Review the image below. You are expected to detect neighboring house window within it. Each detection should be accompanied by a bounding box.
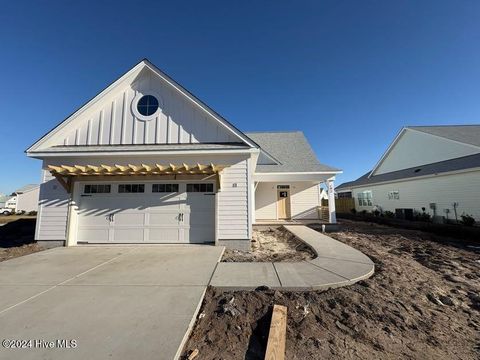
[388,190,400,200]
[357,191,373,206]
[84,184,111,194]
[187,183,214,193]
[152,184,179,193]
[118,184,145,193]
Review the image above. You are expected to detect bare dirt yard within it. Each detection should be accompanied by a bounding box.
[0,243,42,262]
[183,220,480,359]
[0,217,43,262]
[222,227,315,262]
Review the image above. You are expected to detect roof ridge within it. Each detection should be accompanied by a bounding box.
[244,130,302,134]
[407,124,480,128]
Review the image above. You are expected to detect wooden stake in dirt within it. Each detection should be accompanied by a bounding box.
[187,348,199,360]
[265,304,287,360]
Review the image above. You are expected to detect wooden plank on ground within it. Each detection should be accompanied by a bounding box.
[265,304,287,360]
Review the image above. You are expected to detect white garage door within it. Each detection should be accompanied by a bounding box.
[75,182,215,244]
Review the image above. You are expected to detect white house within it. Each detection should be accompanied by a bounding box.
[337,125,480,221]
[14,184,40,212]
[5,196,17,210]
[26,59,340,249]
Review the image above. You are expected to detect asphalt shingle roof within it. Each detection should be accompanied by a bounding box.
[337,153,480,190]
[409,125,480,148]
[245,131,340,173]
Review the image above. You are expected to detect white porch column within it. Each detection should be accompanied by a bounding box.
[251,181,256,225]
[327,178,337,223]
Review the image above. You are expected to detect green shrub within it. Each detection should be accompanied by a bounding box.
[384,210,395,218]
[350,208,357,215]
[460,214,476,226]
[414,210,431,222]
[27,211,37,216]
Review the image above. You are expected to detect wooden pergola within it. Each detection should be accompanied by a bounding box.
[47,163,226,193]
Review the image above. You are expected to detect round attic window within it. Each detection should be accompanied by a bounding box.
[137,95,159,116]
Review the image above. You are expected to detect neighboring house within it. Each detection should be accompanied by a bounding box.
[26,59,341,249]
[5,196,17,210]
[319,187,329,201]
[14,184,40,212]
[337,125,480,221]
[0,193,8,208]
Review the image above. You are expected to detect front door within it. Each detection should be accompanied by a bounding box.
[277,185,291,219]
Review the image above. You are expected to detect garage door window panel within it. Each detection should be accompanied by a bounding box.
[152,184,179,193]
[84,184,111,194]
[187,183,214,193]
[118,184,145,193]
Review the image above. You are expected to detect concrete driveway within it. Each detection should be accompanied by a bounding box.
[0,246,224,360]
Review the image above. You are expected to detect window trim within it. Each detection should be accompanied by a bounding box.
[131,92,163,121]
[357,190,373,207]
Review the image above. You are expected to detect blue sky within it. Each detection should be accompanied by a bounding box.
[0,1,479,194]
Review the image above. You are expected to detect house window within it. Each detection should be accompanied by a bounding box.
[118,184,145,193]
[152,184,179,193]
[357,191,373,206]
[84,184,111,194]
[187,183,214,193]
[388,190,400,200]
[137,95,159,116]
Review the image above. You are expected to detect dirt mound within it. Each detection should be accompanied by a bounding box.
[183,220,480,359]
[222,227,315,262]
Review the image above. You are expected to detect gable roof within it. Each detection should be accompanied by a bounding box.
[245,131,340,173]
[337,152,480,190]
[409,125,480,148]
[27,59,259,153]
[15,184,39,194]
[368,124,480,177]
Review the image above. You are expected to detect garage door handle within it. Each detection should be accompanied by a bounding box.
[179,213,183,221]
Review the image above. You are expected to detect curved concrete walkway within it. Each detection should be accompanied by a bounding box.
[210,225,374,290]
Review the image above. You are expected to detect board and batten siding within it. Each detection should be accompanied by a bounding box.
[255,182,321,220]
[352,170,480,220]
[48,70,239,148]
[35,170,70,241]
[374,129,479,175]
[217,159,249,243]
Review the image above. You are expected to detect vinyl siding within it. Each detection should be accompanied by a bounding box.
[16,187,40,212]
[36,170,69,241]
[290,183,321,219]
[352,170,480,220]
[374,129,479,175]
[255,182,320,220]
[217,159,249,240]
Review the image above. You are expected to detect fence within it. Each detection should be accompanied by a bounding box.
[321,198,355,214]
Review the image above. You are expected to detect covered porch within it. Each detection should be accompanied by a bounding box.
[251,172,337,225]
